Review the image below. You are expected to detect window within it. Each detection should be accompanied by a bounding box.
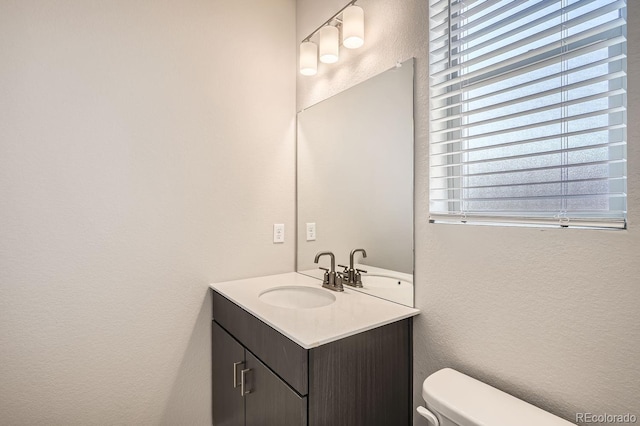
[428,0,627,228]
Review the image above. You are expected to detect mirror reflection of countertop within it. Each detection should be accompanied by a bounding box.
[299,264,414,307]
[210,272,419,349]
[356,264,414,307]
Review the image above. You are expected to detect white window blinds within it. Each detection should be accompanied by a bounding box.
[428,0,627,228]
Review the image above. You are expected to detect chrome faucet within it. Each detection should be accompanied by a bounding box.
[339,248,368,288]
[314,251,344,292]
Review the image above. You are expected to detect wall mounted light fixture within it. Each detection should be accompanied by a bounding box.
[319,26,339,64]
[342,5,365,49]
[299,0,365,76]
[300,41,318,76]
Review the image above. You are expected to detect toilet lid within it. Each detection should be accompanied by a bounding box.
[422,368,576,426]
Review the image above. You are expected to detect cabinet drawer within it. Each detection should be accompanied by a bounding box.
[213,290,308,395]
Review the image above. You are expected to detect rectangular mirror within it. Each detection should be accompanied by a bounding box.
[297,58,414,307]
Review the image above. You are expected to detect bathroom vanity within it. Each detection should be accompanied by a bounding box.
[212,59,418,426]
[211,273,419,426]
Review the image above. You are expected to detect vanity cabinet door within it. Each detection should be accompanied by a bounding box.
[213,322,245,426]
[244,351,307,426]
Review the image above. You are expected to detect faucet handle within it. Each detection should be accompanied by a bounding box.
[353,268,366,288]
[318,267,330,286]
[334,271,345,290]
[338,264,350,272]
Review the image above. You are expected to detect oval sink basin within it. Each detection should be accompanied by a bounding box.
[363,275,412,289]
[259,286,336,309]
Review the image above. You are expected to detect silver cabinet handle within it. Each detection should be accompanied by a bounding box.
[240,368,252,396]
[233,361,244,388]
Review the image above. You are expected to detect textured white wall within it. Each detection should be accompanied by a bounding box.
[297,1,640,425]
[0,0,295,424]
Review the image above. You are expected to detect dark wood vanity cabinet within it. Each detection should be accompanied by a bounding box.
[213,322,307,426]
[212,290,412,426]
[212,322,245,425]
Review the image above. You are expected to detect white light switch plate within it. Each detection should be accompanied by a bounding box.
[306,222,316,241]
[273,224,285,243]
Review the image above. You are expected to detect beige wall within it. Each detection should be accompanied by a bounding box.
[297,1,640,425]
[2,0,638,424]
[0,0,295,424]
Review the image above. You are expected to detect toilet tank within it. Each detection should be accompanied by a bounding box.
[420,368,576,426]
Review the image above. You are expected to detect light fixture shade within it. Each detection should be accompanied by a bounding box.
[299,41,318,76]
[342,5,364,49]
[319,25,339,64]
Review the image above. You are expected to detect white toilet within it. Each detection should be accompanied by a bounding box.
[417,368,576,426]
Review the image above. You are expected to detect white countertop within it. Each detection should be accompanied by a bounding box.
[210,272,419,349]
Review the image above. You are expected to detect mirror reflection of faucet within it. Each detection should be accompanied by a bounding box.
[338,248,368,288]
[314,251,344,292]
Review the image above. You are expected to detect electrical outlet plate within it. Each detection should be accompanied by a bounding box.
[273,224,285,243]
[306,222,316,241]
